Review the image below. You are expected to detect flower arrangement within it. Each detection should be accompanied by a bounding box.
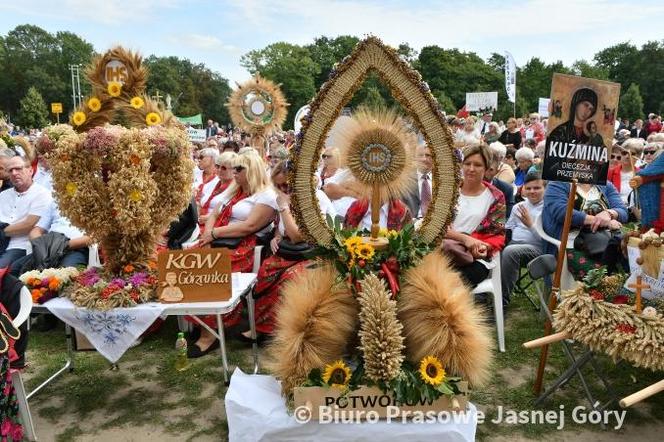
[303,355,463,405]
[64,264,159,310]
[19,267,80,304]
[315,216,430,296]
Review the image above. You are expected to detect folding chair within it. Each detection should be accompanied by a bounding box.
[471,252,505,353]
[527,255,617,422]
[512,264,539,310]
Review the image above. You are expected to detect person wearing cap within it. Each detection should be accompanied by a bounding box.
[607,138,641,207]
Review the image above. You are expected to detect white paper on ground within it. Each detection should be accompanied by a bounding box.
[225,368,477,442]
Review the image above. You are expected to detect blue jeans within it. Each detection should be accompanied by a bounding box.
[0,249,26,269]
[8,247,89,276]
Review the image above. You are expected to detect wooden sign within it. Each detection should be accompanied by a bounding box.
[157,248,231,303]
[294,383,469,420]
[51,102,63,114]
[542,74,621,185]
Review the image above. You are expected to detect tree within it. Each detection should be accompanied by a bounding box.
[619,83,644,121]
[17,86,49,128]
[241,42,320,129]
[571,60,608,80]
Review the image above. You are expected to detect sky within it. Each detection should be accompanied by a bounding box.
[2,0,664,87]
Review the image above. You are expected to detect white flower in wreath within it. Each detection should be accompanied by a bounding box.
[642,306,658,318]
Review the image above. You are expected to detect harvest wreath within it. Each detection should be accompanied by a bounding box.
[36,47,193,309]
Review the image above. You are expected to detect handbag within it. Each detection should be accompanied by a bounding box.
[276,239,315,261]
[573,227,611,257]
[442,239,474,267]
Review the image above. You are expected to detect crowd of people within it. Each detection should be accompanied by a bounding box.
[2,106,664,360]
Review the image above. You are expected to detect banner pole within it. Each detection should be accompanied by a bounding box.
[533,179,577,396]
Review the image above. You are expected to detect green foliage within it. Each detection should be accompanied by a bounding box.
[144,55,232,124]
[0,25,94,119]
[620,83,645,121]
[17,86,49,128]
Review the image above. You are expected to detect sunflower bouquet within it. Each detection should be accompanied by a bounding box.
[313,215,430,296]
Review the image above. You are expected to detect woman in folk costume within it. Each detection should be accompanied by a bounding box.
[189,151,278,357]
[197,151,237,231]
[246,161,337,342]
[193,147,220,221]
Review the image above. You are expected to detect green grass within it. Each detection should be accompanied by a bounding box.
[22,281,664,441]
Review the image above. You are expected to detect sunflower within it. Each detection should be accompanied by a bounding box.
[355,243,375,261]
[378,228,389,237]
[129,189,143,202]
[72,111,86,126]
[146,112,162,126]
[87,97,102,112]
[419,355,446,386]
[322,360,352,388]
[344,236,362,254]
[107,82,122,97]
[65,182,78,196]
[130,96,144,109]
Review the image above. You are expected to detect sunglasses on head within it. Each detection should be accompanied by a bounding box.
[232,166,246,173]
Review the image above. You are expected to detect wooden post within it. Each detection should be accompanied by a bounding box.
[628,275,649,314]
[533,179,577,396]
[370,182,380,239]
[619,379,664,408]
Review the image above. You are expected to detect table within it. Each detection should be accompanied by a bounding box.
[28,272,258,400]
[225,369,478,442]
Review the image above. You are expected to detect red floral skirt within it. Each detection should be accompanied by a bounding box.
[253,255,310,335]
[190,235,257,329]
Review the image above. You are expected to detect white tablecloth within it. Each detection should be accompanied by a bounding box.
[41,273,257,363]
[225,368,478,442]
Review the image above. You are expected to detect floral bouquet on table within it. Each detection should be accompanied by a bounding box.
[64,263,159,310]
[19,267,80,304]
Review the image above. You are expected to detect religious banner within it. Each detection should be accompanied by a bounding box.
[542,74,620,185]
[504,52,516,103]
[538,98,550,118]
[157,248,232,303]
[465,92,498,113]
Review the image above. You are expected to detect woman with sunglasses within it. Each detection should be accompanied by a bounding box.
[640,142,661,168]
[607,138,642,206]
[245,160,337,343]
[190,151,278,358]
[197,151,237,231]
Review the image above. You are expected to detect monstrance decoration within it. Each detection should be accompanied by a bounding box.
[269,37,493,413]
[226,75,288,155]
[335,108,417,248]
[36,47,194,309]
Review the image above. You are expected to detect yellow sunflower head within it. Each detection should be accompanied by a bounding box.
[72,111,87,126]
[65,182,78,196]
[344,236,362,254]
[129,189,143,202]
[87,97,102,112]
[419,355,446,386]
[355,243,375,261]
[146,112,162,126]
[130,96,144,109]
[107,82,122,97]
[322,360,352,389]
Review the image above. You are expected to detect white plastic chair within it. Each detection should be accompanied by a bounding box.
[11,287,37,441]
[533,215,576,291]
[471,252,505,353]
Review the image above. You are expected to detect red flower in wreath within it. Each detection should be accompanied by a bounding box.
[615,323,636,334]
[612,295,629,305]
[589,289,604,301]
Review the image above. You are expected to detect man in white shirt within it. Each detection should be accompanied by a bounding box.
[475,112,493,136]
[500,172,545,307]
[0,155,52,268]
[403,144,433,219]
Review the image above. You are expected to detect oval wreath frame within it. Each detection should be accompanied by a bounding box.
[289,36,460,247]
[226,74,289,135]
